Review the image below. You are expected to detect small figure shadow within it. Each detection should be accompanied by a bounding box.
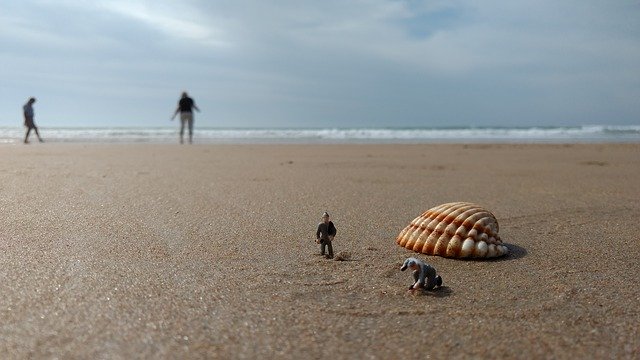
[416,286,453,298]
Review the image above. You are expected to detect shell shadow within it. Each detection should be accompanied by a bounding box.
[501,243,527,261]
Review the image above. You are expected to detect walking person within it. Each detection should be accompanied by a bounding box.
[23,97,43,144]
[171,91,200,144]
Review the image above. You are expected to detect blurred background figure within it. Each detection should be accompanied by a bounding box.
[171,91,200,144]
[23,97,43,144]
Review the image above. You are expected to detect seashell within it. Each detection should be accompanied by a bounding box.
[396,202,508,259]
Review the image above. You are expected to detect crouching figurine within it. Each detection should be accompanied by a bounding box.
[315,211,337,259]
[400,257,443,291]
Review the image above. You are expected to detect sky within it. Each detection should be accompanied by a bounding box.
[1,0,639,128]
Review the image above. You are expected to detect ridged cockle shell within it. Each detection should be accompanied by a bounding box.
[396,202,508,259]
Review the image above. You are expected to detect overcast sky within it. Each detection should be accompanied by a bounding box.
[1,0,639,128]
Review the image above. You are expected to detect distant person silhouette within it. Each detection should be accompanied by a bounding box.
[23,97,43,144]
[171,91,200,144]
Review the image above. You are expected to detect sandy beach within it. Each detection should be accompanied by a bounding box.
[0,143,638,359]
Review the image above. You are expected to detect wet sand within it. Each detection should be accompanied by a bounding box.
[0,143,638,359]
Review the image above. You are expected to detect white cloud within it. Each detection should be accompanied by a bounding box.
[94,1,231,48]
[0,0,638,127]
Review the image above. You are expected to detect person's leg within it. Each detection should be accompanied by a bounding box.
[424,274,443,290]
[179,118,186,144]
[24,128,32,143]
[34,127,43,142]
[188,116,194,144]
[327,241,333,258]
[424,276,436,290]
[320,241,326,256]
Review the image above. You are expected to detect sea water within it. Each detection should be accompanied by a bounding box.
[1,125,639,144]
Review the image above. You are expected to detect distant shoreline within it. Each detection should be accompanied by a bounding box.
[1,125,639,144]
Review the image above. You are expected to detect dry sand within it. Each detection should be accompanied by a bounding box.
[0,143,638,359]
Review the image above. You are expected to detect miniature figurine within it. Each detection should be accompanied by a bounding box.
[315,211,337,259]
[400,257,443,291]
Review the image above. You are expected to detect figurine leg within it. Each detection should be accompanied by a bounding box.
[425,275,443,290]
[326,241,333,258]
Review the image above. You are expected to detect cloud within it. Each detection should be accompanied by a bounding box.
[97,1,231,47]
[0,0,638,127]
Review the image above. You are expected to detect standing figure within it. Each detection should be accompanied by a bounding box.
[315,212,337,259]
[23,97,43,144]
[171,91,200,144]
[400,257,443,291]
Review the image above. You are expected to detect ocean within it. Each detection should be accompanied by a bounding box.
[1,125,639,144]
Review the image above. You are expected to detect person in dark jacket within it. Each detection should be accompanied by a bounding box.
[171,91,200,144]
[315,211,337,259]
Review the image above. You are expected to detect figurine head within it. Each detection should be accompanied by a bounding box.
[400,257,419,271]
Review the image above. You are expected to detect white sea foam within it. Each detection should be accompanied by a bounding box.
[0,125,638,144]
